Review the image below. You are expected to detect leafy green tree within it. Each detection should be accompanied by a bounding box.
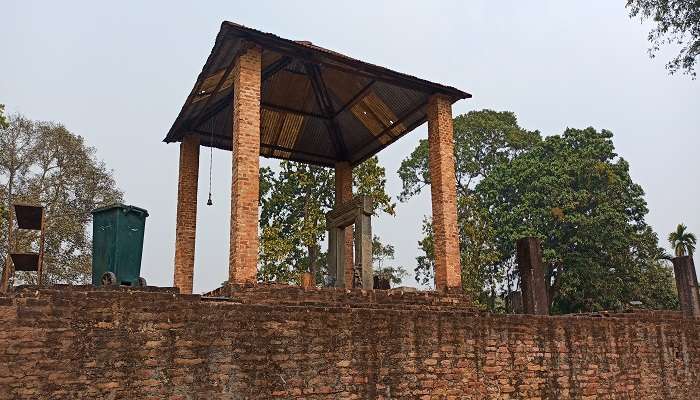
[398,110,540,300]
[477,127,678,313]
[372,235,407,286]
[668,223,697,256]
[258,156,395,284]
[1,114,122,284]
[398,110,540,201]
[626,0,700,77]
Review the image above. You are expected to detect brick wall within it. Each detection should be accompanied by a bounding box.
[426,95,462,292]
[1,286,698,399]
[173,135,200,294]
[229,45,262,283]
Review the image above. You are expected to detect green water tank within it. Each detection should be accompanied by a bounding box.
[91,204,149,287]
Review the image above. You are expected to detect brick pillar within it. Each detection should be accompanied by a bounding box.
[516,237,549,315]
[335,161,354,288]
[672,256,700,318]
[229,46,262,284]
[426,95,462,292]
[173,135,199,294]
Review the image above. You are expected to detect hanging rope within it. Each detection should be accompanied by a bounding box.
[207,118,214,206]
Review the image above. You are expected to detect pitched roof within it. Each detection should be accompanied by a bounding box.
[164,21,471,167]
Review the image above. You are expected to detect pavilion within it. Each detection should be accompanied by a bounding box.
[164,22,471,294]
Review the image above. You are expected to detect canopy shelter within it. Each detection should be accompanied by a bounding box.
[165,22,470,167]
[166,22,470,294]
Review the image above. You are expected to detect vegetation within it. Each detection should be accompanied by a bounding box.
[398,110,540,303]
[1,113,122,284]
[258,157,394,284]
[400,110,678,313]
[372,235,407,286]
[477,127,677,313]
[626,0,700,78]
[668,223,697,257]
[0,104,7,129]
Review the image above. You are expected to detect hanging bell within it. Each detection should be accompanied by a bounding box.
[206,193,213,206]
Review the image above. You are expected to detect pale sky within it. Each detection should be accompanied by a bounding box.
[2,1,698,293]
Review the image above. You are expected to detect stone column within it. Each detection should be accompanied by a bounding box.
[354,210,373,289]
[672,256,700,318]
[516,237,549,315]
[229,45,262,284]
[335,161,354,288]
[426,95,462,292]
[173,135,200,294]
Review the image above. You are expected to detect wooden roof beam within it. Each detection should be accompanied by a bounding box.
[262,102,329,119]
[333,79,375,118]
[305,63,348,160]
[190,47,246,131]
[262,56,292,82]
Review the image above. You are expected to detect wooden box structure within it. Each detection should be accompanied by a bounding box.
[0,204,46,291]
[164,21,471,293]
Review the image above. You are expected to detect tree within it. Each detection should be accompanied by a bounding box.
[0,104,7,129]
[398,110,540,301]
[1,114,122,284]
[0,106,7,223]
[258,156,395,284]
[398,110,540,201]
[372,235,407,287]
[477,127,678,313]
[626,0,700,78]
[668,223,697,256]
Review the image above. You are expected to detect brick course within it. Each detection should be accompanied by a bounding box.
[229,45,262,284]
[0,285,698,399]
[173,135,199,294]
[427,95,462,292]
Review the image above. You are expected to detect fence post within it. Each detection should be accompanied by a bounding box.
[516,237,549,315]
[671,256,700,318]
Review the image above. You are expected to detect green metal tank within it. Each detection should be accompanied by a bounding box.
[91,204,148,287]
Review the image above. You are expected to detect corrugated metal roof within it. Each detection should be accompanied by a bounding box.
[164,21,471,167]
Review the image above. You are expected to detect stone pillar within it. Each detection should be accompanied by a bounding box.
[515,237,549,315]
[335,161,353,288]
[354,210,373,289]
[426,95,462,292]
[173,135,200,294]
[672,256,700,318]
[229,45,262,284]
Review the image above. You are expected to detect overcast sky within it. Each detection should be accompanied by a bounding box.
[2,1,698,292]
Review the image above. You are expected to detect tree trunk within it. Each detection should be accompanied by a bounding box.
[1,172,15,291]
[308,243,319,284]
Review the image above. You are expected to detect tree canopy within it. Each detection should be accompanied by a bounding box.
[400,110,678,313]
[258,156,395,284]
[668,223,697,256]
[1,114,122,284]
[626,0,700,77]
[477,127,677,313]
[398,110,540,303]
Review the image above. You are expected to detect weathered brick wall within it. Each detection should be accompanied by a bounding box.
[1,286,698,399]
[426,95,462,291]
[229,45,262,284]
[173,135,200,294]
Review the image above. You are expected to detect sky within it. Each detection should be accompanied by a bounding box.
[2,1,698,293]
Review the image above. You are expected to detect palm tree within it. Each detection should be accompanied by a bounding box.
[668,224,697,257]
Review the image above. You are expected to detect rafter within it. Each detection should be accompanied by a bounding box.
[262,56,292,82]
[333,79,375,118]
[305,63,348,160]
